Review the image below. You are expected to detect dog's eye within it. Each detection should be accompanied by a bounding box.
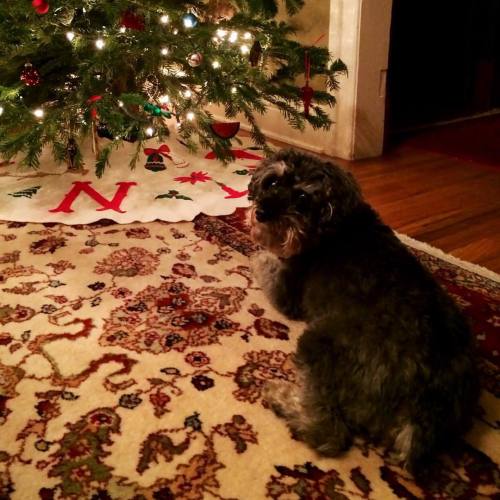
[294,190,310,211]
[263,175,279,189]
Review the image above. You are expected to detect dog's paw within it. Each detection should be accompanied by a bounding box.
[290,426,349,458]
[262,380,301,419]
[250,251,282,290]
[251,251,280,275]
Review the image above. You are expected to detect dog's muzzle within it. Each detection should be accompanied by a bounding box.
[254,197,282,223]
[255,207,272,223]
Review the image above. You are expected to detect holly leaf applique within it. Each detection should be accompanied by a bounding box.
[8,186,42,198]
[155,189,192,201]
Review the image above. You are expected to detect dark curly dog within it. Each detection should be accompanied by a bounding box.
[248,149,479,474]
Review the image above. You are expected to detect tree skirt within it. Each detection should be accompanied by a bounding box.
[0,139,260,224]
[0,211,498,499]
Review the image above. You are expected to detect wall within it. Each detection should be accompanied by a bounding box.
[212,0,394,160]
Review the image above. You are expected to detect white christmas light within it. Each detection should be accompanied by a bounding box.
[0,106,3,116]
[119,26,126,33]
[216,29,227,39]
[240,44,250,54]
[118,100,124,107]
[159,95,170,104]
[183,17,194,28]
[161,47,169,56]
[229,31,238,43]
[66,31,75,42]
[145,127,154,137]
[173,28,179,35]
[212,60,220,69]
[231,86,237,94]
[95,38,105,50]
[160,14,169,24]
[33,108,44,118]
[184,89,192,98]
[186,112,195,121]
[243,32,252,40]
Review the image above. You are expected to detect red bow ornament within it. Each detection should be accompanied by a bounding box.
[301,51,314,117]
[144,144,172,161]
[86,95,102,120]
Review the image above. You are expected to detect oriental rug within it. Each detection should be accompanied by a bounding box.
[0,210,498,499]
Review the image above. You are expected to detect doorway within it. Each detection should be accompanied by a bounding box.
[386,0,500,134]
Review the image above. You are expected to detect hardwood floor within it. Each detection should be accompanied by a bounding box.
[335,145,500,273]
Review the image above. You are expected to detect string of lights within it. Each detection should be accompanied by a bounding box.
[0,1,344,173]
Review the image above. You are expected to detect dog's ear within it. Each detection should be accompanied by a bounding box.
[249,151,289,200]
[248,163,268,200]
[318,162,363,223]
[248,175,257,201]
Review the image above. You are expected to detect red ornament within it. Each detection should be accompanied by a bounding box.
[20,63,41,86]
[187,52,203,67]
[86,95,102,120]
[32,0,49,14]
[300,85,314,117]
[249,40,262,67]
[301,51,314,117]
[120,9,145,31]
[210,121,240,139]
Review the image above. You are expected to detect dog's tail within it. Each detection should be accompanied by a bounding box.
[395,418,455,475]
[396,355,479,475]
[394,421,434,474]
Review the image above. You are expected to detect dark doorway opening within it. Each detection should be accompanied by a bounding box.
[386,0,500,135]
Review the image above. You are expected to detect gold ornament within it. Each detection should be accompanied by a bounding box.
[205,0,236,22]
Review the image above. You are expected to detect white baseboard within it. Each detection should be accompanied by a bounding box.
[209,104,342,158]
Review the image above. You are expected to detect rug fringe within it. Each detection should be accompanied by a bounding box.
[397,232,500,284]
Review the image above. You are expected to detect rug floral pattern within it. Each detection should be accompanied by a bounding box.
[0,210,499,499]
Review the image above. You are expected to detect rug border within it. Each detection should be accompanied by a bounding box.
[397,232,500,284]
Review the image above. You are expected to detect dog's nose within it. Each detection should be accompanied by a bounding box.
[255,208,269,222]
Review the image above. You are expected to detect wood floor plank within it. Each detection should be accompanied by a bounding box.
[347,147,500,273]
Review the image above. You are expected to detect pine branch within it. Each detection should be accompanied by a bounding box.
[0,0,345,171]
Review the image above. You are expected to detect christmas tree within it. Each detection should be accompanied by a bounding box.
[0,1,346,175]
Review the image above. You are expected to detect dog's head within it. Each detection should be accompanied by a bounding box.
[248,149,362,257]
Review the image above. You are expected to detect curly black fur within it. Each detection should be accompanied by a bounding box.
[250,149,479,474]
